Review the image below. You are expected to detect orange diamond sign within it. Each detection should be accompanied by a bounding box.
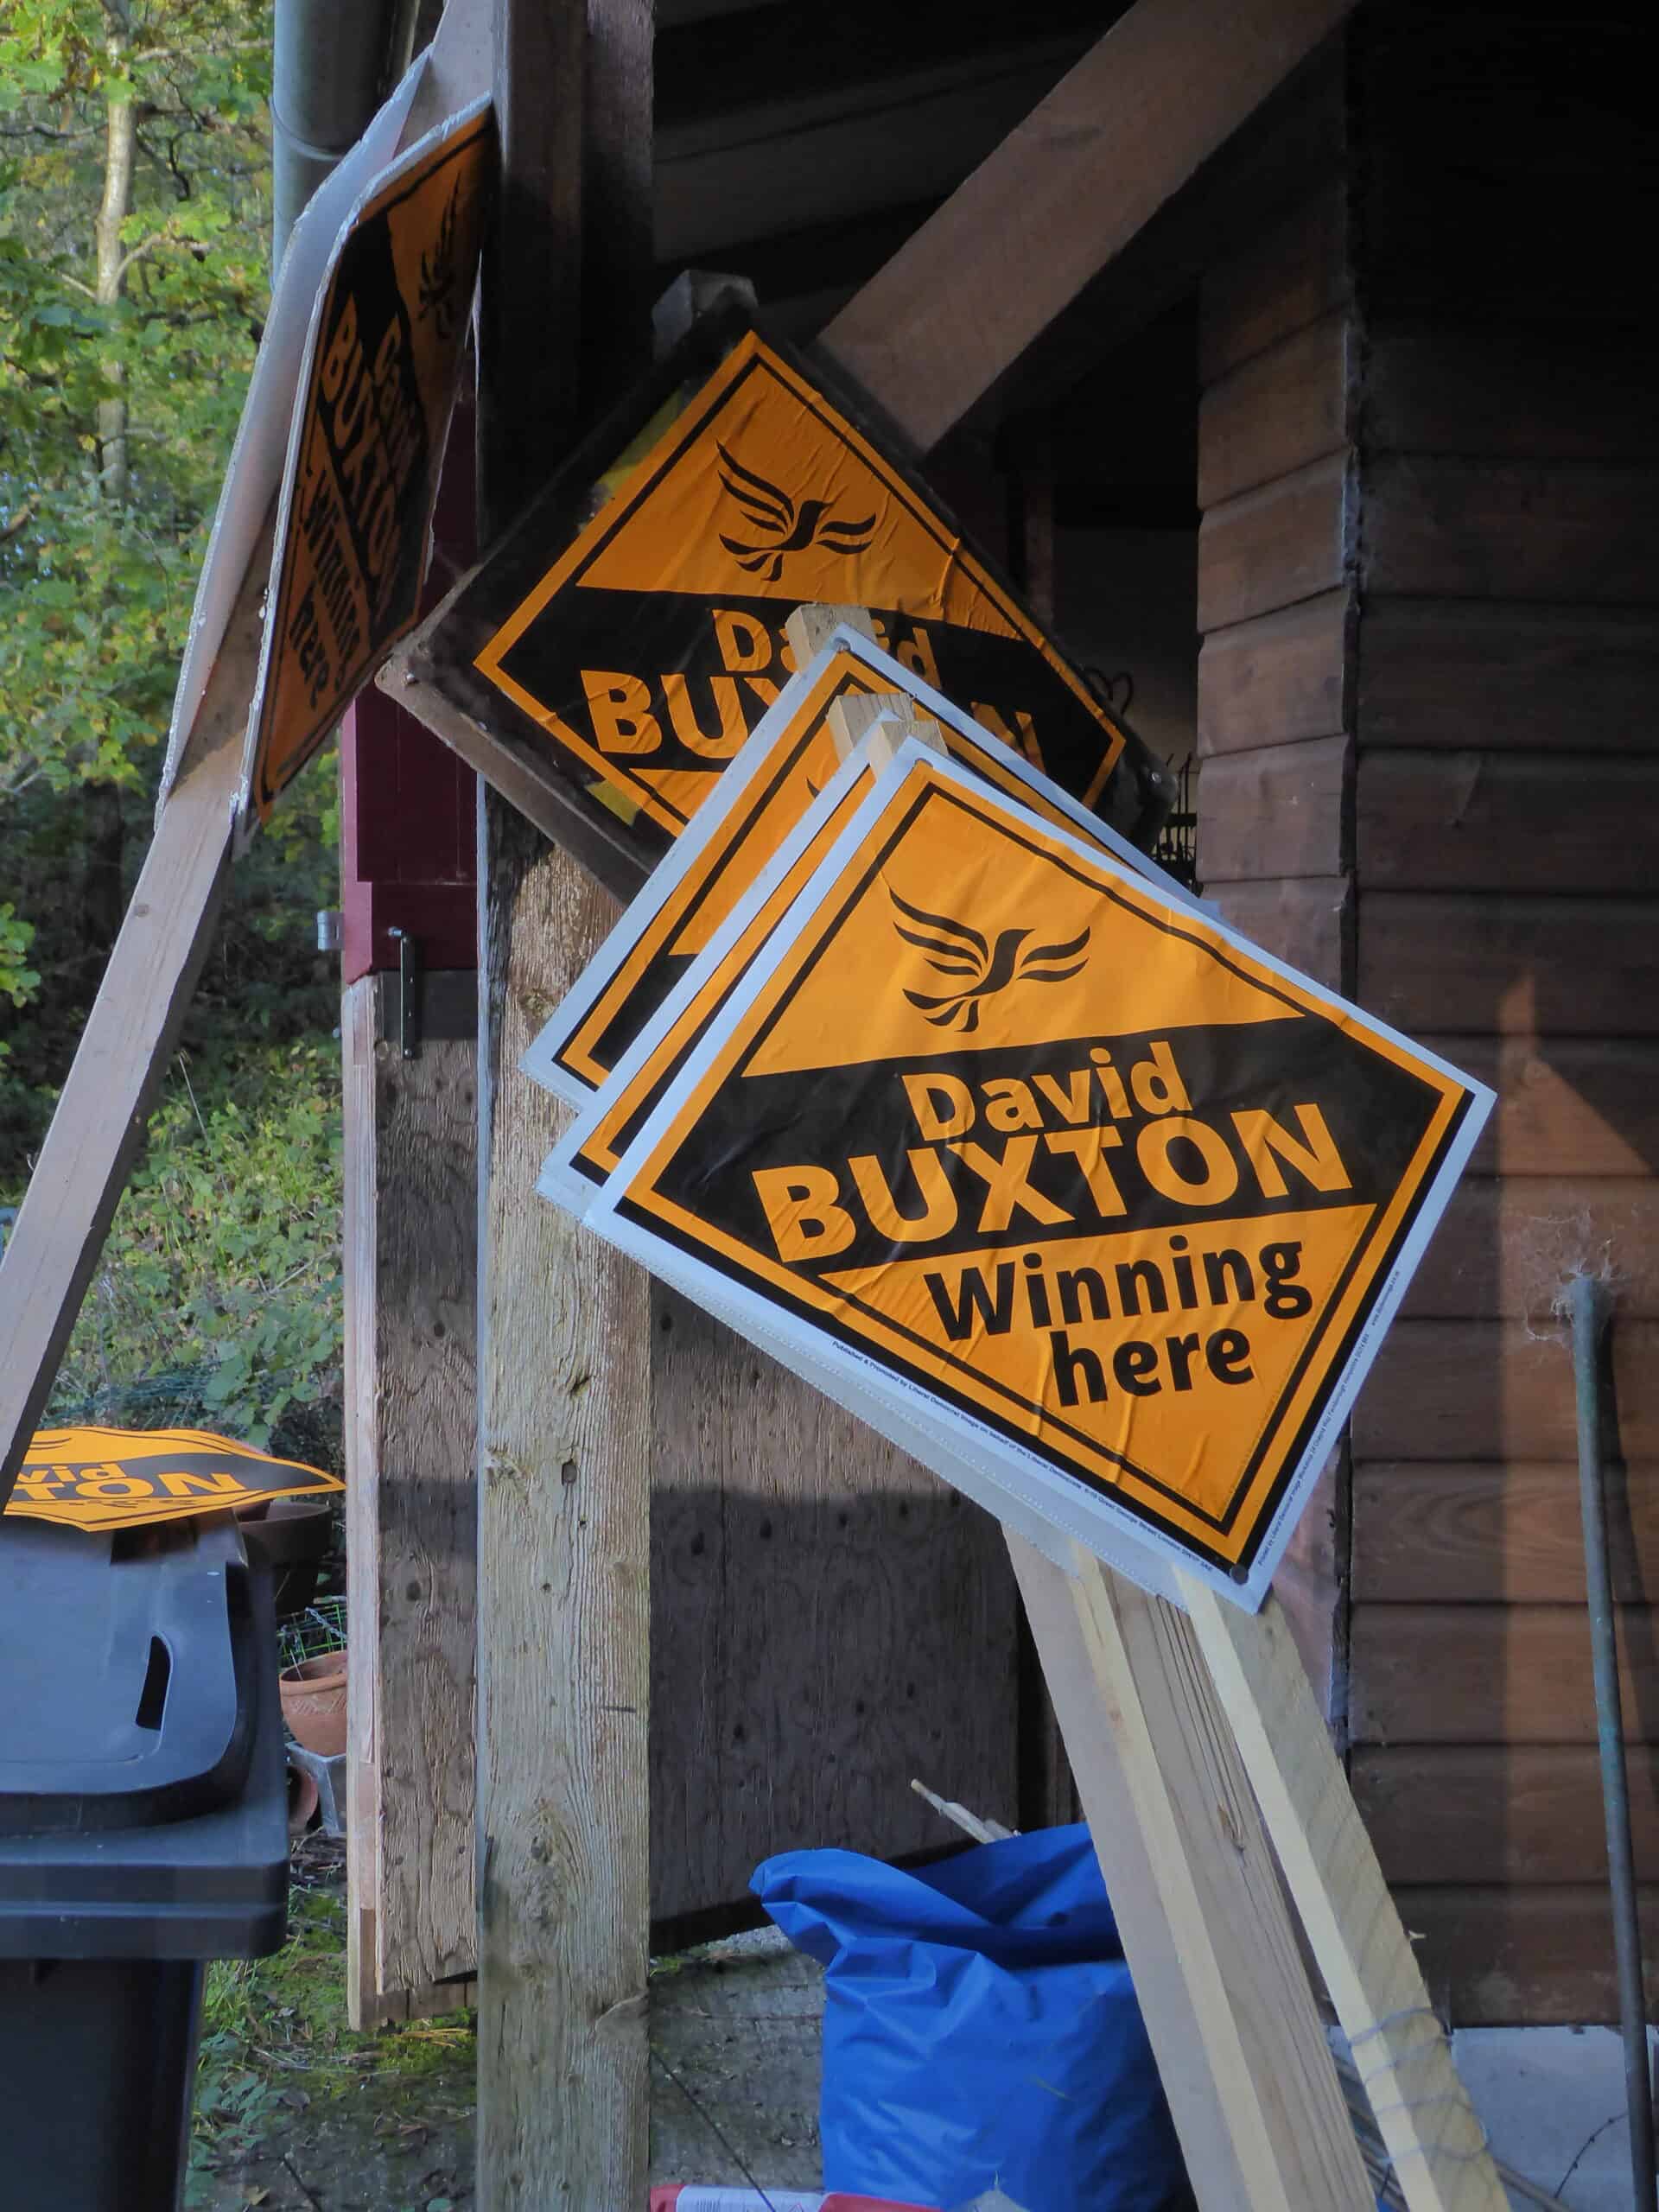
[410,312,1170,881]
[581,747,1490,1606]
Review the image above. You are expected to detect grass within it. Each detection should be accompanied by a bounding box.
[187,1883,475,2208]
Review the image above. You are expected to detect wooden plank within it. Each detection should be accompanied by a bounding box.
[1389,1886,1659,2028]
[476,811,652,2205]
[1198,177,1348,385]
[1362,454,1659,607]
[1354,1319,1659,1465]
[1185,1576,1505,2212]
[1364,319,1659,465]
[0,535,268,1502]
[1011,1536,1374,2209]
[1447,1039,1659,1180]
[652,1294,1020,1922]
[1358,894,1659,1039]
[342,974,478,1997]
[817,0,1358,449]
[1401,1178,1659,1322]
[1197,589,1350,757]
[1196,452,1348,632]
[1197,309,1348,508]
[1196,731,1350,882]
[474,0,652,2202]
[1354,1745,1659,1887]
[1357,753,1659,895]
[995,40,1345,424]
[1202,874,1350,991]
[1350,1603,1659,1745]
[1356,599,1659,755]
[1352,1461,1659,1605]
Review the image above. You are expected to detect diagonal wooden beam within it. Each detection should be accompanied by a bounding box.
[1011,1535,1375,2209]
[818,0,1357,450]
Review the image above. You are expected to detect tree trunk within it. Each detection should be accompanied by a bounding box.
[93,15,135,504]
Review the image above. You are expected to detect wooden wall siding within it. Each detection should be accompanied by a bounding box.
[1352,1465,1659,1607]
[1337,0,1659,2021]
[1195,453,1349,634]
[1193,96,1354,1717]
[1354,1747,1659,1888]
[1354,1321,1659,1465]
[1448,1039,1659,1180]
[1388,1890,1659,2030]
[1355,601,1659,755]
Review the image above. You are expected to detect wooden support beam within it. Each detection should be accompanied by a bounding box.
[343,971,478,2023]
[474,0,653,2202]
[1181,1573,1506,2212]
[0,537,268,1503]
[817,0,1357,449]
[1009,1535,1372,2210]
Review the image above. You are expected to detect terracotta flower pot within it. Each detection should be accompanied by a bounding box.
[279,1649,348,1758]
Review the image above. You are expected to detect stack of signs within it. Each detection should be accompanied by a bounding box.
[525,635,1491,1611]
[394,308,1173,895]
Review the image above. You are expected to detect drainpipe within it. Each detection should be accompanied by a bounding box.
[271,0,414,276]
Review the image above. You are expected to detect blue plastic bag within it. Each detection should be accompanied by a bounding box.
[753,1825,1193,2212]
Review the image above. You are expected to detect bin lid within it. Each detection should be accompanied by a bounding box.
[0,1515,254,1834]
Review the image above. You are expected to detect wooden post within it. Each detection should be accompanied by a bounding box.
[474,0,653,2201]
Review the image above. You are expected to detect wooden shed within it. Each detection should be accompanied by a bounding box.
[334,0,1659,2186]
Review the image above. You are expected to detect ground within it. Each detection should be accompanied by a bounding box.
[188,1838,823,2210]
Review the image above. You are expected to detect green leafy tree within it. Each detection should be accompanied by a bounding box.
[1,1,346,1451]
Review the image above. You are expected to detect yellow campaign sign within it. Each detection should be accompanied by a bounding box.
[536,637,1126,1103]
[587,750,1491,1602]
[243,103,493,824]
[3,1425,343,1533]
[433,312,1170,868]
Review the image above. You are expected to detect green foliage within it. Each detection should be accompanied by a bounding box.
[0,0,271,810]
[36,1039,343,1449]
[1,3,346,1458]
[188,1886,474,2204]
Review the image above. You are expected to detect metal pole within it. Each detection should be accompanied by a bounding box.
[1569,1272,1656,2208]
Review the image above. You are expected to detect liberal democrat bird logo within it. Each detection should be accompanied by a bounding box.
[889,887,1090,1034]
[716,444,876,582]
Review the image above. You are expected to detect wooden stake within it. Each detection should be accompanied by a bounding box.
[826,691,945,766]
[782,602,878,664]
[0,537,269,1503]
[1011,1535,1374,2209]
[1180,1572,1506,2212]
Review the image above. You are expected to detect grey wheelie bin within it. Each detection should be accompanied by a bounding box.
[0,1510,289,2210]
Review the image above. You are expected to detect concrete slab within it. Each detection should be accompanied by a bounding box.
[1452,2026,1657,2212]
